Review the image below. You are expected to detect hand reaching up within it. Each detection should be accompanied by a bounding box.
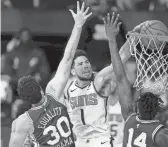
[103,12,122,41]
[69,1,92,28]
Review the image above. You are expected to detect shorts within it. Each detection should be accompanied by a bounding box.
[75,135,113,147]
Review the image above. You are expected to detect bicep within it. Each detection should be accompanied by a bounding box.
[9,125,28,147]
[9,131,28,147]
[155,128,168,147]
[46,61,71,99]
[46,80,66,104]
[96,64,113,78]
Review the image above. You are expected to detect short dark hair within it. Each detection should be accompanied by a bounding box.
[17,75,42,104]
[72,49,89,67]
[137,92,163,120]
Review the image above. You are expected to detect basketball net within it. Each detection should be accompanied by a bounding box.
[126,32,168,93]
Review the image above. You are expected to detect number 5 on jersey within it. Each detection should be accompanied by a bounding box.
[127,128,147,147]
[43,116,71,145]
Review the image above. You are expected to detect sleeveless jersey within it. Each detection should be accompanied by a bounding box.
[109,101,124,145]
[26,95,75,147]
[65,80,109,139]
[123,113,164,147]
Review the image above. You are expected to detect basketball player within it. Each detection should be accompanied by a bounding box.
[9,2,92,147]
[104,13,168,147]
[47,14,132,147]
[108,98,124,147]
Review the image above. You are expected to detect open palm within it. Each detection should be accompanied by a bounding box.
[69,1,92,28]
[103,12,122,40]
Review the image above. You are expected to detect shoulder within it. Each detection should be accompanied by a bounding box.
[46,93,58,102]
[13,113,34,133]
[125,113,136,123]
[46,79,54,93]
[66,80,75,91]
[155,127,168,145]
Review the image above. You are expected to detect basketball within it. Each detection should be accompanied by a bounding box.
[140,20,168,50]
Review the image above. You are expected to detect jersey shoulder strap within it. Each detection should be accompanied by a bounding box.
[45,93,58,102]
[64,80,74,100]
[152,123,164,142]
[125,113,136,123]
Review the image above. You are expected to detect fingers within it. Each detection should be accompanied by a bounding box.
[81,2,85,12]
[114,14,120,26]
[84,12,92,19]
[102,17,107,25]
[77,1,80,13]
[76,1,91,17]
[111,12,115,24]
[103,12,120,26]
[107,13,110,25]
[69,9,76,17]
[84,7,90,15]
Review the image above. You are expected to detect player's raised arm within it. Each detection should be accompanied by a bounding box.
[155,128,168,147]
[94,26,131,97]
[94,19,146,97]
[103,12,133,120]
[46,1,92,99]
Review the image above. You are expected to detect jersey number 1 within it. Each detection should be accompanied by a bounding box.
[43,116,71,145]
[127,128,147,147]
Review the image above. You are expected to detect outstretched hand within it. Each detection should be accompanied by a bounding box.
[103,12,122,41]
[69,1,92,28]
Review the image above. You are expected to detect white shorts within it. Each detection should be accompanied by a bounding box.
[75,135,113,147]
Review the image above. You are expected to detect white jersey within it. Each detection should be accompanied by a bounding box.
[65,80,109,139]
[108,101,124,145]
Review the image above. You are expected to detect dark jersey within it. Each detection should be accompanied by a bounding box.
[123,113,164,147]
[26,94,75,147]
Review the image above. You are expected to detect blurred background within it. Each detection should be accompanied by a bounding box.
[1,0,168,146]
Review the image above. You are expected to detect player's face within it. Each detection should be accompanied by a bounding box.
[73,56,92,81]
[20,31,31,43]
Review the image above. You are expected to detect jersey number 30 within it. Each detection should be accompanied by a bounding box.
[43,116,71,145]
[127,128,147,147]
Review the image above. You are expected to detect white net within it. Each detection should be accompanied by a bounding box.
[126,32,168,92]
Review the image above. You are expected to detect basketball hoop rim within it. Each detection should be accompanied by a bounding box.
[127,32,168,41]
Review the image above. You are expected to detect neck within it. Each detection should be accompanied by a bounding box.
[32,96,46,108]
[75,78,91,88]
[138,114,153,120]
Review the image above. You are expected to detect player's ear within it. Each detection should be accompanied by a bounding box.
[71,69,76,76]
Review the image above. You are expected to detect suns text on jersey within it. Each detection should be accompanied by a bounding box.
[70,93,98,109]
[38,107,62,129]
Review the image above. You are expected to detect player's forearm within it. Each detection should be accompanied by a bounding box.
[119,39,131,64]
[108,38,127,81]
[63,25,82,63]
